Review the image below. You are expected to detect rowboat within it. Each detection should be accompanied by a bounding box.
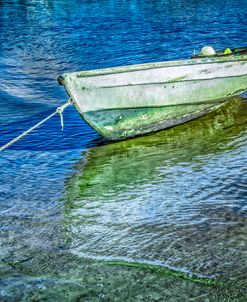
[58,46,247,140]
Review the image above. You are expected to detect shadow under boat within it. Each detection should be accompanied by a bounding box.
[64,96,247,204]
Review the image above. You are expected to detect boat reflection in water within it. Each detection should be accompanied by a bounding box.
[64,97,247,284]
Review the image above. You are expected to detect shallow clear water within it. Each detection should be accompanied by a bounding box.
[0,0,247,301]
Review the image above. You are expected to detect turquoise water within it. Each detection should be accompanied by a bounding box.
[0,0,247,300]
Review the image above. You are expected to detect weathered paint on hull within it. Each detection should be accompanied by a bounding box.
[73,73,247,140]
[82,102,223,140]
[75,74,247,111]
[59,54,247,140]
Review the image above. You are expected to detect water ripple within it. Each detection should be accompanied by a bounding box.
[1,0,247,299]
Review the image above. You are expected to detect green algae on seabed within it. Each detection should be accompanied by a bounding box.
[1,260,35,277]
[105,260,222,287]
[2,259,220,287]
[1,254,247,301]
[2,258,240,300]
[64,96,247,204]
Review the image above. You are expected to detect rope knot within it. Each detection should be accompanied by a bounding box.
[56,99,72,131]
[56,106,64,113]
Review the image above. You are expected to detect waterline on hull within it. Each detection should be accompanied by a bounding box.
[82,101,225,140]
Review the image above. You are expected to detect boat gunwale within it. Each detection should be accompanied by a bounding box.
[88,74,247,89]
[64,55,247,80]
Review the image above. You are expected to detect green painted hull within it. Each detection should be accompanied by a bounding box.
[82,102,224,140]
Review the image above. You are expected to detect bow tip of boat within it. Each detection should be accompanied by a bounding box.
[57,75,65,85]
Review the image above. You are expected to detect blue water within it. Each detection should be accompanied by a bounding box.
[0,0,247,300]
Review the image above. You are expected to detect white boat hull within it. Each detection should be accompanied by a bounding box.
[59,55,247,139]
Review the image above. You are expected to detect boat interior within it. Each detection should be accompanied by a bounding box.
[192,46,247,58]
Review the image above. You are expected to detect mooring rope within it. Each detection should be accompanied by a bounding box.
[0,98,72,152]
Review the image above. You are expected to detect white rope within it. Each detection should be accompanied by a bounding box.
[0,99,72,152]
